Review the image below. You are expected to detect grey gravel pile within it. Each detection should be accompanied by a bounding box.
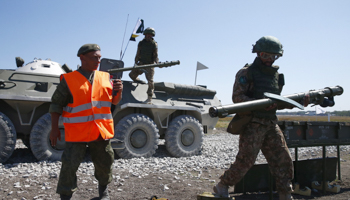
[1,131,349,182]
[111,132,350,178]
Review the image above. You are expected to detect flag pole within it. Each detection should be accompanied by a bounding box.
[194,65,198,85]
[195,61,209,85]
[121,18,140,61]
[121,40,130,61]
[120,14,129,60]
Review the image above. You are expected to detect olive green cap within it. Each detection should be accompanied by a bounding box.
[77,44,101,57]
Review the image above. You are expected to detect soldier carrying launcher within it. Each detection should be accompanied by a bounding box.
[211,36,310,200]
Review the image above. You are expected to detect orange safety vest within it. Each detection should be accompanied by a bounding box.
[61,70,114,142]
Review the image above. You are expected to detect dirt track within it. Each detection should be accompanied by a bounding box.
[1,131,350,200]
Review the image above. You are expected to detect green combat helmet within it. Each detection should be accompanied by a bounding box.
[143,27,156,36]
[252,36,283,56]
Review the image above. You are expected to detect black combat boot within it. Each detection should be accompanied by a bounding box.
[279,191,293,200]
[213,181,229,198]
[60,194,72,200]
[99,185,110,200]
[132,78,146,84]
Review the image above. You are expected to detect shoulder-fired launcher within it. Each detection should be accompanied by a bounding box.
[209,86,344,118]
[107,60,180,73]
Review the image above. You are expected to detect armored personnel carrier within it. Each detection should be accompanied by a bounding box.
[0,58,70,163]
[0,58,221,163]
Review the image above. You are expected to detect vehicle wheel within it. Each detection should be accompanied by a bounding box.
[0,112,17,163]
[30,113,65,161]
[114,114,159,158]
[165,115,203,157]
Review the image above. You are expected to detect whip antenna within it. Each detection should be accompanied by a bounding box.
[120,14,129,60]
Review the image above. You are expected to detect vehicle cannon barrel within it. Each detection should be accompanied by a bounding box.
[107,60,180,73]
[209,86,344,118]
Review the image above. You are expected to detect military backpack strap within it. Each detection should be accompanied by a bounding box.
[243,63,254,98]
[244,63,253,82]
[227,63,254,135]
[278,73,285,92]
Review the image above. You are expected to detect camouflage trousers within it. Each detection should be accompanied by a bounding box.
[56,139,114,196]
[220,121,293,193]
[129,67,154,97]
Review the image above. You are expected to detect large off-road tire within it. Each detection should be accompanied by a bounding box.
[165,115,203,157]
[0,112,17,163]
[30,113,65,161]
[114,114,159,159]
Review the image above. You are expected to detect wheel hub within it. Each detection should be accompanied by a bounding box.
[181,129,194,146]
[130,129,147,148]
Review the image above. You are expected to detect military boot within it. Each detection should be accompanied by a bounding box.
[213,181,229,198]
[279,192,293,200]
[99,185,110,200]
[133,78,146,84]
[144,96,152,104]
[60,194,72,200]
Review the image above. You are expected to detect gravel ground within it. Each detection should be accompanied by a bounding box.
[1,129,350,200]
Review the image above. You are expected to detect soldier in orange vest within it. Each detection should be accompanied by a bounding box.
[49,44,123,200]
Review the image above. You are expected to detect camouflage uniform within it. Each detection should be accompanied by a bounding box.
[220,57,293,193]
[129,38,158,97]
[49,68,114,196]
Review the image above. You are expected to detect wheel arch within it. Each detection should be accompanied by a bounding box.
[0,99,50,136]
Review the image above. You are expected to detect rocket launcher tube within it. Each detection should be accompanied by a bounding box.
[209,86,344,118]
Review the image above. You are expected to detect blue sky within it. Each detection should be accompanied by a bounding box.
[1,1,349,112]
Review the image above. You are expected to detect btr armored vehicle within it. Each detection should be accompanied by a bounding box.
[0,58,221,163]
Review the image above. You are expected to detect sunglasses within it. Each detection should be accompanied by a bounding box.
[259,52,280,60]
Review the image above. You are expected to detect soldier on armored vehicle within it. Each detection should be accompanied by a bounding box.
[129,27,159,104]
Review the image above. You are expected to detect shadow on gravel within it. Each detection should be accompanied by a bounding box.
[4,148,37,164]
[5,142,173,165]
[153,144,172,158]
[231,192,279,200]
[114,143,172,159]
[5,147,90,165]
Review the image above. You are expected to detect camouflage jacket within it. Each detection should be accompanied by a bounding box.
[232,57,283,124]
[134,38,159,64]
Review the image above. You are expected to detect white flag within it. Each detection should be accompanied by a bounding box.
[316,106,326,114]
[130,19,144,41]
[197,61,208,71]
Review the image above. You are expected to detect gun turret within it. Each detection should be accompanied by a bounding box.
[107,60,180,74]
[100,59,180,79]
[209,86,344,118]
